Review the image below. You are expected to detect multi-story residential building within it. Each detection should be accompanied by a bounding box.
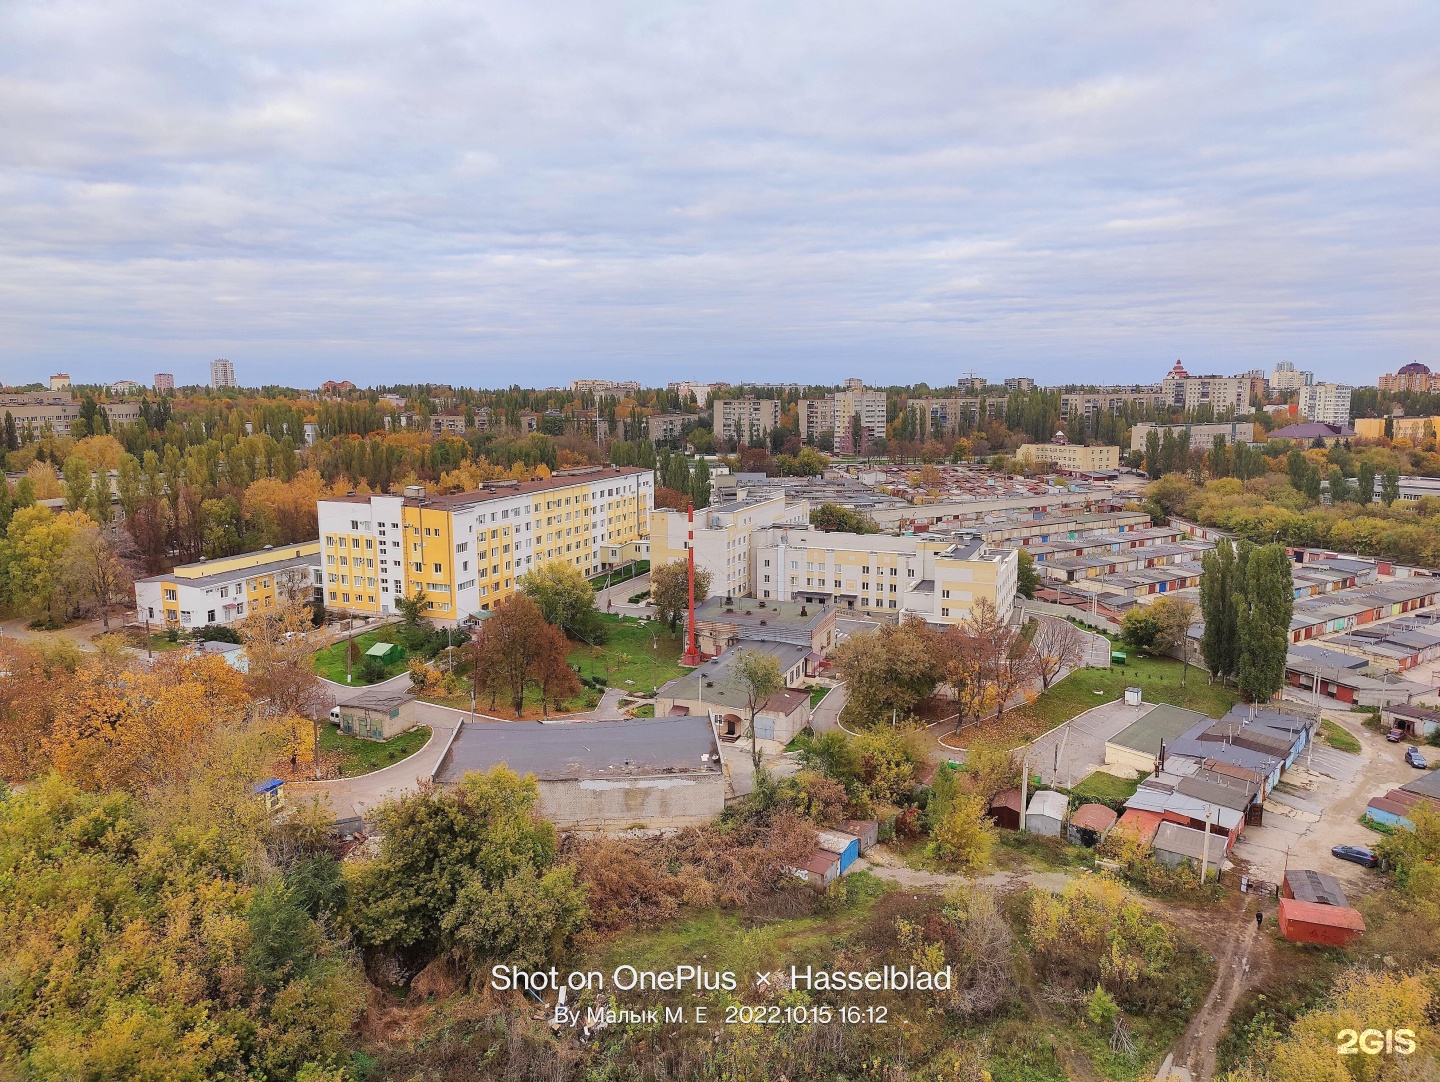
[154,373,175,392]
[210,359,238,388]
[668,381,721,406]
[49,374,71,390]
[797,384,888,452]
[316,466,652,624]
[134,542,322,630]
[1391,416,1440,444]
[1270,361,1315,391]
[1130,421,1256,453]
[646,412,690,444]
[1378,363,1436,394]
[1160,361,1249,414]
[1299,383,1353,427]
[0,391,142,435]
[750,525,1018,623]
[430,411,469,436]
[570,379,640,397]
[649,493,809,599]
[1016,437,1120,473]
[906,396,1007,438]
[1058,387,1171,423]
[714,397,782,445]
[956,376,987,394]
[1003,377,1036,393]
[110,380,142,395]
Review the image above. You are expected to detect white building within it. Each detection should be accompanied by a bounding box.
[714,397,782,445]
[649,493,809,599]
[1270,361,1315,391]
[798,383,888,452]
[749,525,1018,624]
[1161,362,1249,415]
[49,374,71,390]
[210,359,238,388]
[1299,383,1353,428]
[134,543,322,631]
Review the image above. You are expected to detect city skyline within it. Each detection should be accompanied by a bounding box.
[2,2,1437,387]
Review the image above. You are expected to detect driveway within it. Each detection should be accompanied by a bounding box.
[1230,711,1418,894]
[810,683,848,732]
[595,572,650,613]
[1025,697,1156,787]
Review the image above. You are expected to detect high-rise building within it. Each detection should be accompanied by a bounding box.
[316,466,652,624]
[1269,360,1315,391]
[154,373,175,392]
[797,382,887,452]
[956,375,987,394]
[714,397,782,445]
[1378,363,1436,394]
[1003,377,1036,393]
[650,493,809,598]
[1299,383,1353,427]
[210,359,237,388]
[1160,361,1249,415]
[49,374,71,390]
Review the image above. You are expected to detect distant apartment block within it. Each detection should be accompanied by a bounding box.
[0,390,142,434]
[570,379,640,396]
[668,381,719,406]
[750,525,1019,624]
[1016,437,1120,473]
[1378,363,1436,394]
[1059,387,1171,423]
[1392,416,1440,443]
[798,383,887,452]
[109,380,142,395]
[210,359,238,389]
[715,397,782,445]
[646,413,690,444]
[1003,377,1036,393]
[1299,383,1352,428]
[154,373,175,392]
[956,376,987,394]
[49,374,71,390]
[1270,361,1315,391]
[1161,361,1248,414]
[906,396,1006,438]
[649,493,808,599]
[1129,421,1256,453]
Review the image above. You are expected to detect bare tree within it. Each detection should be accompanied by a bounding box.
[943,599,1034,731]
[65,524,132,630]
[240,598,331,776]
[1029,617,1087,691]
[1151,596,1199,687]
[734,649,782,773]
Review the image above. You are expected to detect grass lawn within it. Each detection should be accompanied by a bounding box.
[810,685,831,708]
[1069,771,1142,808]
[312,629,408,684]
[318,725,431,777]
[569,613,692,693]
[1320,719,1362,753]
[420,684,602,719]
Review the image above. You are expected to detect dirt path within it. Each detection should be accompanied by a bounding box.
[1165,895,1268,1082]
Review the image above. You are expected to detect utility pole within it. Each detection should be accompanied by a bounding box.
[144,614,152,660]
[1199,805,1213,885]
[345,614,354,683]
[1019,755,1029,834]
[681,502,702,666]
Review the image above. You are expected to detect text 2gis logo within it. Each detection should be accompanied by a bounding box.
[1336,1028,1417,1056]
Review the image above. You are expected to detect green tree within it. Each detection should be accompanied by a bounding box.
[1381,466,1401,506]
[809,502,879,533]
[1016,548,1040,599]
[520,560,604,643]
[0,506,92,625]
[61,455,91,512]
[1237,544,1293,703]
[1327,467,1351,504]
[689,456,712,507]
[1150,595,1198,686]
[1200,538,1240,683]
[1120,606,1160,652]
[441,863,587,971]
[1355,460,1376,506]
[0,478,11,535]
[831,622,942,725]
[650,558,711,633]
[735,649,783,773]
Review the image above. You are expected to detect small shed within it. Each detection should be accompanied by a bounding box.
[987,788,1024,831]
[1067,803,1118,847]
[1152,821,1216,870]
[1365,795,1417,832]
[798,849,840,890]
[1124,686,1143,707]
[1282,869,1348,907]
[252,778,285,813]
[1026,791,1068,837]
[841,819,879,852]
[364,641,403,664]
[334,685,417,741]
[1277,898,1366,947]
[816,828,861,873]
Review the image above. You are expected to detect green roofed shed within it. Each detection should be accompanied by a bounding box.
[365,641,402,663]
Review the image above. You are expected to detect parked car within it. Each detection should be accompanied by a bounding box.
[1387,728,1405,743]
[1405,746,1428,769]
[1332,844,1378,868]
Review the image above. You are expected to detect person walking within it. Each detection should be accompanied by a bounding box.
[1256,911,1264,930]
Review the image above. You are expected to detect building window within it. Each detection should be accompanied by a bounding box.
[207,610,216,622]
[163,588,177,601]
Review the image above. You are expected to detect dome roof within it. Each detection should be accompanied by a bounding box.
[1398,362,1431,375]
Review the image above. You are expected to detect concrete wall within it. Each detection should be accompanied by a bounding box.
[537,773,725,830]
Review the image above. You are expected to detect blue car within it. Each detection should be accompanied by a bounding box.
[1405,746,1428,769]
[1332,844,1378,869]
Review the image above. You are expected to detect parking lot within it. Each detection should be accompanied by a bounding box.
[1231,712,1425,894]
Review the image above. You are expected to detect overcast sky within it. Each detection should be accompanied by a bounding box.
[1,1,1436,390]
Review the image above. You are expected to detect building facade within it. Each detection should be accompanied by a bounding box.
[1160,362,1249,414]
[153,373,175,392]
[134,543,322,630]
[0,391,142,435]
[1058,388,1171,423]
[1129,421,1256,452]
[570,379,640,396]
[1299,383,1352,427]
[714,397,782,445]
[1378,363,1435,394]
[316,466,652,624]
[210,359,237,388]
[646,412,690,444]
[1003,377,1036,393]
[750,525,1018,623]
[1016,440,1121,472]
[1270,361,1315,391]
[797,385,888,451]
[906,396,1007,438]
[649,493,808,599]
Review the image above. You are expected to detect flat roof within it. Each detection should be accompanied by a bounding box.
[435,716,723,784]
[1278,898,1366,931]
[319,466,649,508]
[1285,869,1348,907]
[136,547,319,587]
[1108,704,1212,757]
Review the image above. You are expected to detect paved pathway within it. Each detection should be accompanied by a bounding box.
[594,571,650,613]
[810,683,848,732]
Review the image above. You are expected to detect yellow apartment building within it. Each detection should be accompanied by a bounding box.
[316,465,652,624]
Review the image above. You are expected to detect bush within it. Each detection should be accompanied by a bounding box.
[359,655,387,683]
[193,624,243,644]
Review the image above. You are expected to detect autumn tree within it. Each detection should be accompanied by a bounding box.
[650,558,711,633]
[0,505,94,625]
[1029,616,1085,690]
[468,593,546,715]
[735,649,783,772]
[941,599,1034,730]
[532,620,581,717]
[831,620,943,725]
[1150,595,1199,685]
[64,523,131,630]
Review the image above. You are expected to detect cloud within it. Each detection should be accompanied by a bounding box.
[0,0,1436,387]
